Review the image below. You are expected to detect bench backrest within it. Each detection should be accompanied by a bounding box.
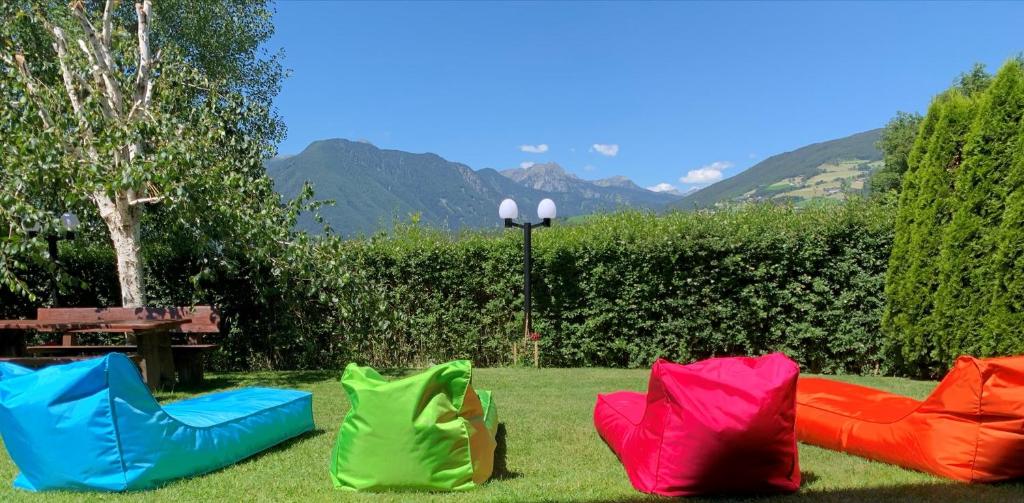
[36,306,221,334]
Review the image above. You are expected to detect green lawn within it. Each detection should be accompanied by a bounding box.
[1,368,1023,502]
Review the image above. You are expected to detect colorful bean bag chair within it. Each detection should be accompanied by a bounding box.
[0,353,314,492]
[797,355,1024,482]
[330,360,497,491]
[594,353,801,497]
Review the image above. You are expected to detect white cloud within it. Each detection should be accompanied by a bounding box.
[519,143,549,154]
[591,143,619,157]
[520,161,536,169]
[583,164,597,172]
[647,182,678,193]
[748,153,758,159]
[680,161,732,185]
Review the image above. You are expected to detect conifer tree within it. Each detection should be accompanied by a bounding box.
[884,93,976,374]
[986,118,1024,352]
[883,96,942,369]
[934,60,1024,363]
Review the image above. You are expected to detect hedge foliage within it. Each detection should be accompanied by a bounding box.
[3,202,894,373]
[884,58,1024,377]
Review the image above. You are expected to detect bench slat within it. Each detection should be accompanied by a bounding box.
[27,345,219,354]
[36,306,220,333]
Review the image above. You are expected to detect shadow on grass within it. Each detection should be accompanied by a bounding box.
[166,370,339,394]
[235,428,328,467]
[174,367,426,394]
[491,423,522,481]
[583,478,1024,503]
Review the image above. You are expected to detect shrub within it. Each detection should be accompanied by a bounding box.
[3,202,895,373]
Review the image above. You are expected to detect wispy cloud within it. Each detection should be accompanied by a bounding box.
[680,161,732,185]
[583,164,597,172]
[591,143,619,157]
[647,182,678,193]
[520,161,536,169]
[520,143,549,154]
[748,153,758,159]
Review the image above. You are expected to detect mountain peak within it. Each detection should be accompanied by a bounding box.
[499,162,583,192]
[592,175,641,190]
[501,162,575,178]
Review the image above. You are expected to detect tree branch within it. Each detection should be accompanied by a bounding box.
[101,0,117,47]
[12,53,55,129]
[51,27,85,121]
[93,192,117,220]
[127,196,165,206]
[74,37,112,111]
[70,0,123,115]
[130,1,153,121]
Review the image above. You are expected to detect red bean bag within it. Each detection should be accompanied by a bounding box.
[796,355,1024,482]
[594,354,801,497]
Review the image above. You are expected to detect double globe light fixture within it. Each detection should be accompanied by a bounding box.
[499,198,556,367]
[498,198,557,227]
[26,212,81,306]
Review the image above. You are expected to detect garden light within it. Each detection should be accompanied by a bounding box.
[26,211,80,306]
[60,212,80,233]
[537,198,556,221]
[500,199,554,368]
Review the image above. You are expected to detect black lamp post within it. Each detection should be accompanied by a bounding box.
[500,198,556,366]
[26,212,80,306]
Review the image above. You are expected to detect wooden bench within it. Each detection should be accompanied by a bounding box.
[25,306,222,386]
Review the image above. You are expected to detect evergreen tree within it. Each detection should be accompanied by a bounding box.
[871,112,925,196]
[934,60,1024,363]
[882,99,941,366]
[986,118,1024,352]
[883,92,975,374]
[954,63,994,98]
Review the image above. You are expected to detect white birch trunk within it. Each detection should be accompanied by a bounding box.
[96,194,145,307]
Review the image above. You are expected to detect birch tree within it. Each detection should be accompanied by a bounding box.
[1,0,290,306]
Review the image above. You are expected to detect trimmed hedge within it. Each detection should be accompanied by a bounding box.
[3,202,895,373]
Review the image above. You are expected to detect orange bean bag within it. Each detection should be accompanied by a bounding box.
[796,355,1024,482]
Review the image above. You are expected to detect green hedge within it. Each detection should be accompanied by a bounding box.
[2,201,895,373]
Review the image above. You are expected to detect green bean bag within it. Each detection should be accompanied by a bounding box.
[329,360,498,491]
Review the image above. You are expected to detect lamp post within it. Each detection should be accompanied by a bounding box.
[500,198,556,367]
[26,212,80,306]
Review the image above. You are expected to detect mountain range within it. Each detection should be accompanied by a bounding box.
[266,140,678,235]
[267,129,884,235]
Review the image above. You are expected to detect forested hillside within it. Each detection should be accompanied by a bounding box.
[677,129,884,208]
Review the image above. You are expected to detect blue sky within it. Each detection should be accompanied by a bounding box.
[269,1,1024,191]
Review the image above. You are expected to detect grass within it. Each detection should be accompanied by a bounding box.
[1,368,1023,502]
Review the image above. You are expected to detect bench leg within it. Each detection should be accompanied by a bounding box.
[0,333,26,357]
[173,351,206,387]
[137,332,175,390]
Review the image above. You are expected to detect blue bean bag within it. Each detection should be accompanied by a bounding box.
[0,353,314,491]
